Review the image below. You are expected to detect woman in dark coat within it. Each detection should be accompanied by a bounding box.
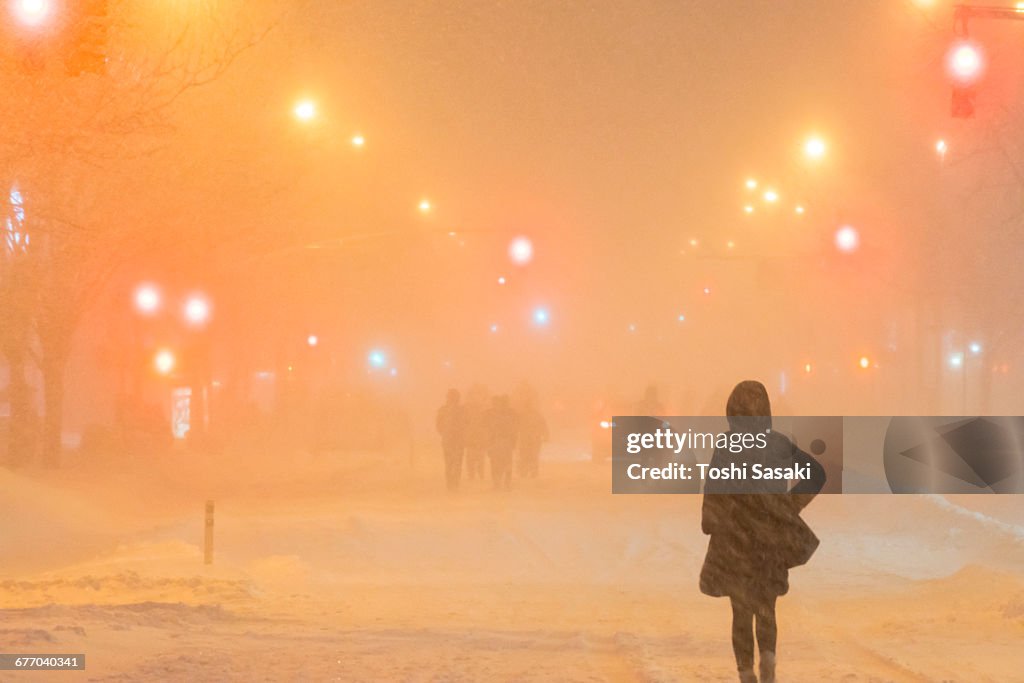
[700,381,826,683]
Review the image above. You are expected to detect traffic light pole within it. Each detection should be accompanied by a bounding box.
[954,4,1024,37]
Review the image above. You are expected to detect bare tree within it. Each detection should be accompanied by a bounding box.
[0,1,270,466]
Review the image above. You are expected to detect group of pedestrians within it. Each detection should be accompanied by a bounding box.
[435,386,549,491]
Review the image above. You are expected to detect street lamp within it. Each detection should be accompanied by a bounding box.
[154,349,176,375]
[835,225,860,253]
[183,294,211,327]
[133,283,161,316]
[803,136,827,160]
[307,334,319,347]
[351,134,365,148]
[509,236,533,265]
[11,0,51,27]
[293,99,317,122]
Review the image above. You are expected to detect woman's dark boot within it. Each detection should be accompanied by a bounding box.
[759,651,776,683]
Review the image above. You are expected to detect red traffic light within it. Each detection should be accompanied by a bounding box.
[946,41,984,84]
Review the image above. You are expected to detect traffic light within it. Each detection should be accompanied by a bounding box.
[64,0,108,76]
[946,40,983,119]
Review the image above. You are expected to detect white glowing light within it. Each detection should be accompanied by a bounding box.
[351,134,365,147]
[745,178,758,190]
[11,0,51,27]
[947,41,984,84]
[835,225,860,253]
[859,356,871,369]
[804,136,827,160]
[936,139,948,156]
[418,199,432,213]
[763,189,779,203]
[703,286,711,295]
[743,205,754,214]
[533,307,550,325]
[183,295,211,326]
[307,335,319,347]
[969,341,982,355]
[804,363,812,373]
[949,353,964,368]
[490,323,499,333]
[497,276,506,285]
[368,349,387,368]
[294,99,317,121]
[154,349,176,375]
[795,205,805,215]
[677,313,685,322]
[134,284,161,315]
[509,236,534,265]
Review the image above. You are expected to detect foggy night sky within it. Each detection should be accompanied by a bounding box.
[59,0,1024,426]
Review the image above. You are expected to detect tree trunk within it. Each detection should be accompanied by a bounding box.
[41,352,66,468]
[3,351,36,467]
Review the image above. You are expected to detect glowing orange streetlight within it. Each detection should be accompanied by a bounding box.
[351,134,365,148]
[858,356,871,369]
[418,199,432,214]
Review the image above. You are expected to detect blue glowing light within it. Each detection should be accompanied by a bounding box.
[533,307,549,325]
[368,350,387,368]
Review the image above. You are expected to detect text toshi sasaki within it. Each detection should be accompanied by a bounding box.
[626,462,813,481]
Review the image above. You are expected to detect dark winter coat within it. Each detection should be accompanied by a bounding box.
[486,404,518,454]
[699,429,826,602]
[435,403,466,449]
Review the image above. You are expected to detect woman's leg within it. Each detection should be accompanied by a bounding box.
[755,596,778,682]
[729,597,755,672]
[754,595,777,654]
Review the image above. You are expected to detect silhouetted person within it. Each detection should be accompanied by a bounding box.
[435,389,466,491]
[635,384,664,416]
[516,396,548,478]
[486,395,518,490]
[463,384,490,481]
[700,380,826,683]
